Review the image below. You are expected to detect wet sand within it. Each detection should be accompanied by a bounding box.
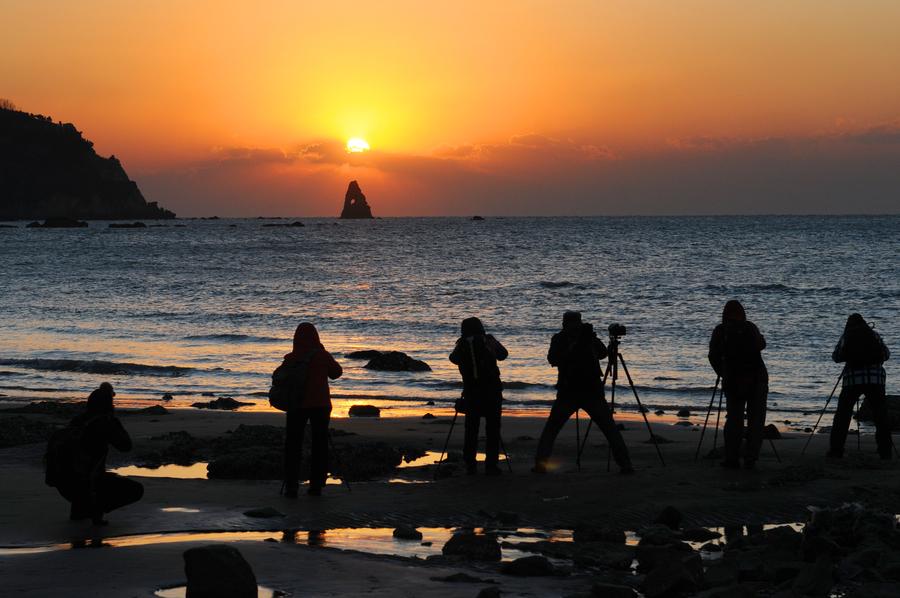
[1,407,898,596]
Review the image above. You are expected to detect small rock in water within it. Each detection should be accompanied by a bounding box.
[393,525,423,541]
[426,400,435,406]
[348,404,381,418]
[676,409,691,418]
[442,531,501,561]
[192,397,252,410]
[183,544,257,598]
[243,506,284,518]
[136,405,169,416]
[162,393,174,401]
[202,392,216,397]
[763,423,781,439]
[654,410,665,416]
[422,413,436,419]
[471,215,485,221]
[500,555,555,576]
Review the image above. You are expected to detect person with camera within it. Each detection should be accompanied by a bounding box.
[533,311,634,474]
[828,313,891,459]
[708,300,768,470]
[449,317,508,475]
[48,383,143,525]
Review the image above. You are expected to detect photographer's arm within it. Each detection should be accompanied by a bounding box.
[832,335,845,363]
[488,336,509,361]
[708,327,724,376]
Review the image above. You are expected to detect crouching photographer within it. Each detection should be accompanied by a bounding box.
[533,311,634,474]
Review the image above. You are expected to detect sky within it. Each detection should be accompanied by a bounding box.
[2,0,899,216]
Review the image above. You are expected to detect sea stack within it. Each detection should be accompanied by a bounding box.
[340,180,374,219]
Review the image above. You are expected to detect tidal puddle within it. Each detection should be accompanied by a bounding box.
[112,463,209,479]
[161,507,201,513]
[398,451,509,468]
[156,585,281,598]
[0,527,565,562]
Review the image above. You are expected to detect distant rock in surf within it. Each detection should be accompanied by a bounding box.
[339,180,374,219]
[0,105,175,220]
[26,217,88,228]
[471,215,485,221]
[109,222,147,228]
[262,221,304,227]
[345,349,382,360]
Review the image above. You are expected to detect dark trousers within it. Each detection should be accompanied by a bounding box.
[59,472,144,519]
[464,406,501,468]
[830,384,891,458]
[284,406,331,488]
[535,390,631,468]
[723,370,768,464]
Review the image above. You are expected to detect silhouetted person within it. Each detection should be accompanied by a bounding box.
[708,300,768,469]
[828,313,891,459]
[55,383,143,525]
[534,312,633,474]
[283,323,342,497]
[449,317,508,475]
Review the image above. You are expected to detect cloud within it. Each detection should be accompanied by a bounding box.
[136,123,900,216]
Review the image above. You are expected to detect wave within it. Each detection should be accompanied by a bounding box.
[0,358,198,377]
[183,333,282,343]
[414,379,552,391]
[539,281,579,289]
[704,283,845,295]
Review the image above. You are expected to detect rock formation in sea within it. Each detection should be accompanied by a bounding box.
[0,104,175,220]
[339,180,374,219]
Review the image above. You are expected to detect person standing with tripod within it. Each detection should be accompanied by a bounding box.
[708,300,768,470]
[534,311,634,474]
[449,317,508,475]
[828,313,891,460]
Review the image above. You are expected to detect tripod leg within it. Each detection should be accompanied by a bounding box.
[801,368,845,456]
[768,438,782,463]
[575,408,582,471]
[499,434,513,473]
[619,355,665,467]
[695,376,721,461]
[326,428,351,493]
[434,411,459,480]
[711,386,724,460]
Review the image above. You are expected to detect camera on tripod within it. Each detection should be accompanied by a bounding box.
[608,323,627,338]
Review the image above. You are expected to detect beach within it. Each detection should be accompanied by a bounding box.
[2,404,898,596]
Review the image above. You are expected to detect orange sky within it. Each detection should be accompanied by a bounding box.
[2,1,900,215]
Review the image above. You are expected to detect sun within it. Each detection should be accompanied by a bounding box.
[346,137,370,153]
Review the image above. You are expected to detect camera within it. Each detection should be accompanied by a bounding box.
[608,323,627,338]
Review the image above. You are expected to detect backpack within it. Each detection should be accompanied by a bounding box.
[268,356,311,412]
[843,325,883,366]
[722,321,761,371]
[44,417,101,487]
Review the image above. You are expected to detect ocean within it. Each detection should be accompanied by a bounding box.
[0,216,897,425]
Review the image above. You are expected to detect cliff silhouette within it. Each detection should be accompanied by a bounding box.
[0,104,174,220]
[340,181,374,219]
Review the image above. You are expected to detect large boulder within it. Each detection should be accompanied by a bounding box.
[442,531,502,561]
[500,555,556,576]
[183,544,257,598]
[365,351,431,372]
[348,404,381,418]
[641,550,704,598]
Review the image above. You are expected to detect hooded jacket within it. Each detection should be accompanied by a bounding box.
[708,300,766,377]
[449,318,508,405]
[284,323,342,409]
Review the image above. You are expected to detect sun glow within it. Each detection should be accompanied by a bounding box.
[346,137,370,153]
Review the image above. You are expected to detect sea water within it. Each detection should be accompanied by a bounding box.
[0,216,896,424]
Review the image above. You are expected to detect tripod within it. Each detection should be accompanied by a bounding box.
[801,367,900,458]
[434,406,513,479]
[694,375,781,464]
[577,333,665,468]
